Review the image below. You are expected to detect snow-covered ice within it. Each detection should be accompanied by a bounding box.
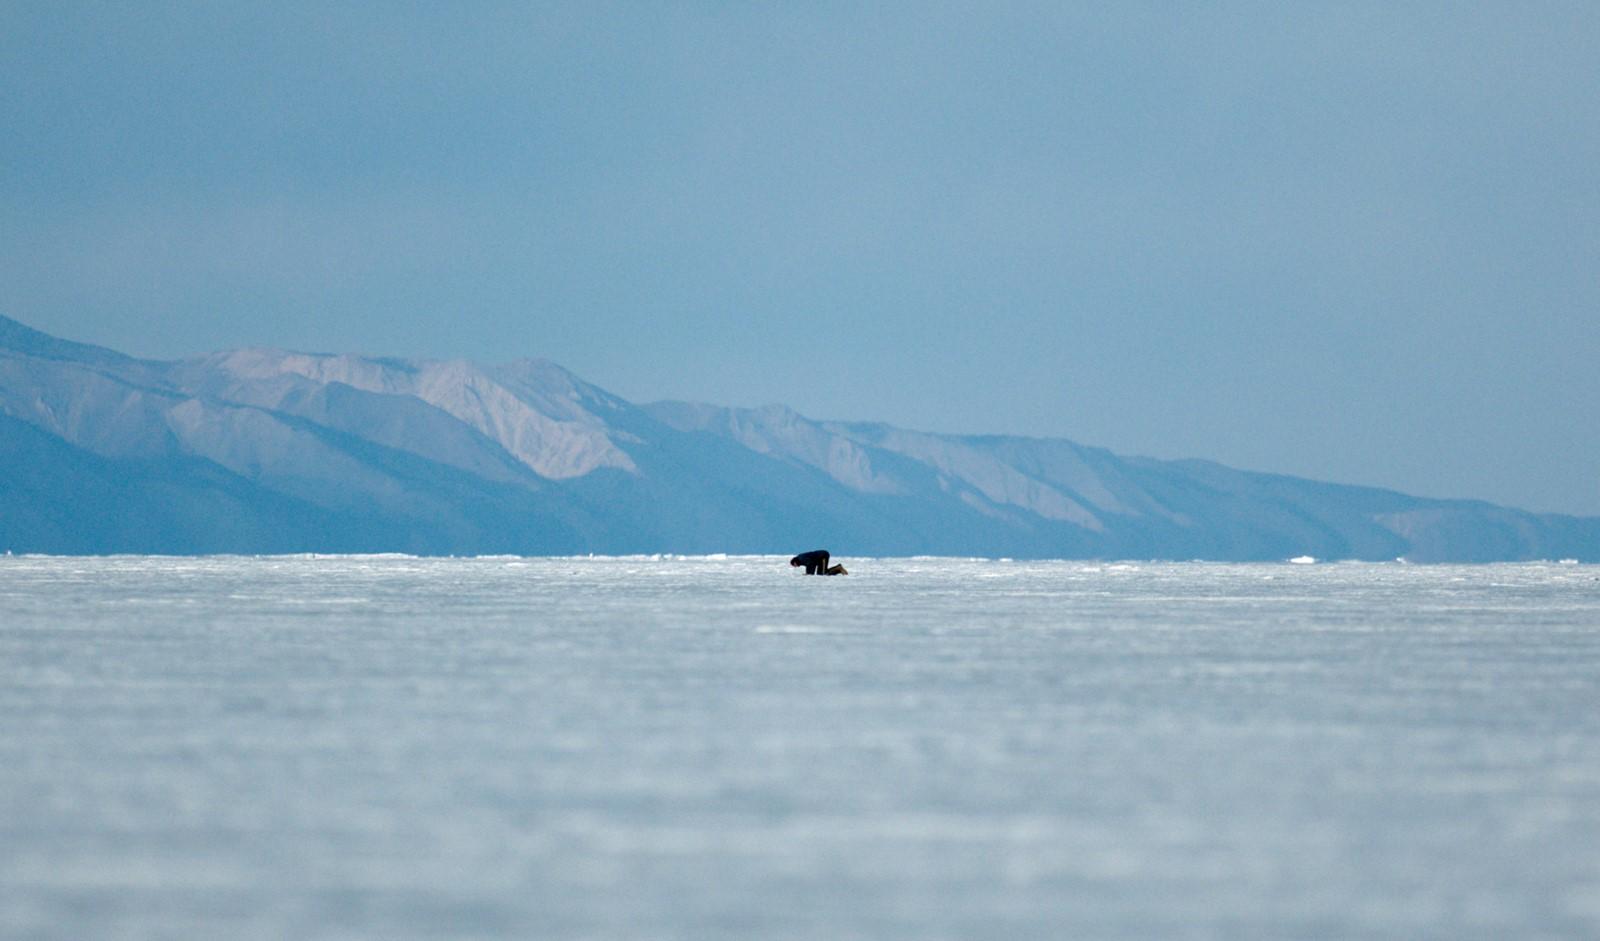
[2,556,1598,939]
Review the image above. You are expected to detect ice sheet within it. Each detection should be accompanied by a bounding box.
[2,556,1598,939]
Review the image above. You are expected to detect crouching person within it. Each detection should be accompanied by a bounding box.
[790,549,846,575]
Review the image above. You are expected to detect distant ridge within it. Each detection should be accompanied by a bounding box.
[3,314,1596,560]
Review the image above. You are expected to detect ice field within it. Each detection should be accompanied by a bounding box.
[2,555,1598,939]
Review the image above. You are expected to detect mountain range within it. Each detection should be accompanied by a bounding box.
[2,313,1595,561]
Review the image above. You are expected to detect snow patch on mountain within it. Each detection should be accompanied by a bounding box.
[648,401,903,495]
[188,349,636,479]
[826,424,1104,530]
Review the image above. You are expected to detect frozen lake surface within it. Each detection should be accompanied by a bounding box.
[2,556,1598,939]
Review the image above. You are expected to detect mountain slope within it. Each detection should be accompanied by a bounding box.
[2,314,1596,560]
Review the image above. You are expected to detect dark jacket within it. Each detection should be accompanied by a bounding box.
[790,549,831,575]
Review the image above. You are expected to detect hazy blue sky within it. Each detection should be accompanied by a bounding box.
[3,3,1597,514]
